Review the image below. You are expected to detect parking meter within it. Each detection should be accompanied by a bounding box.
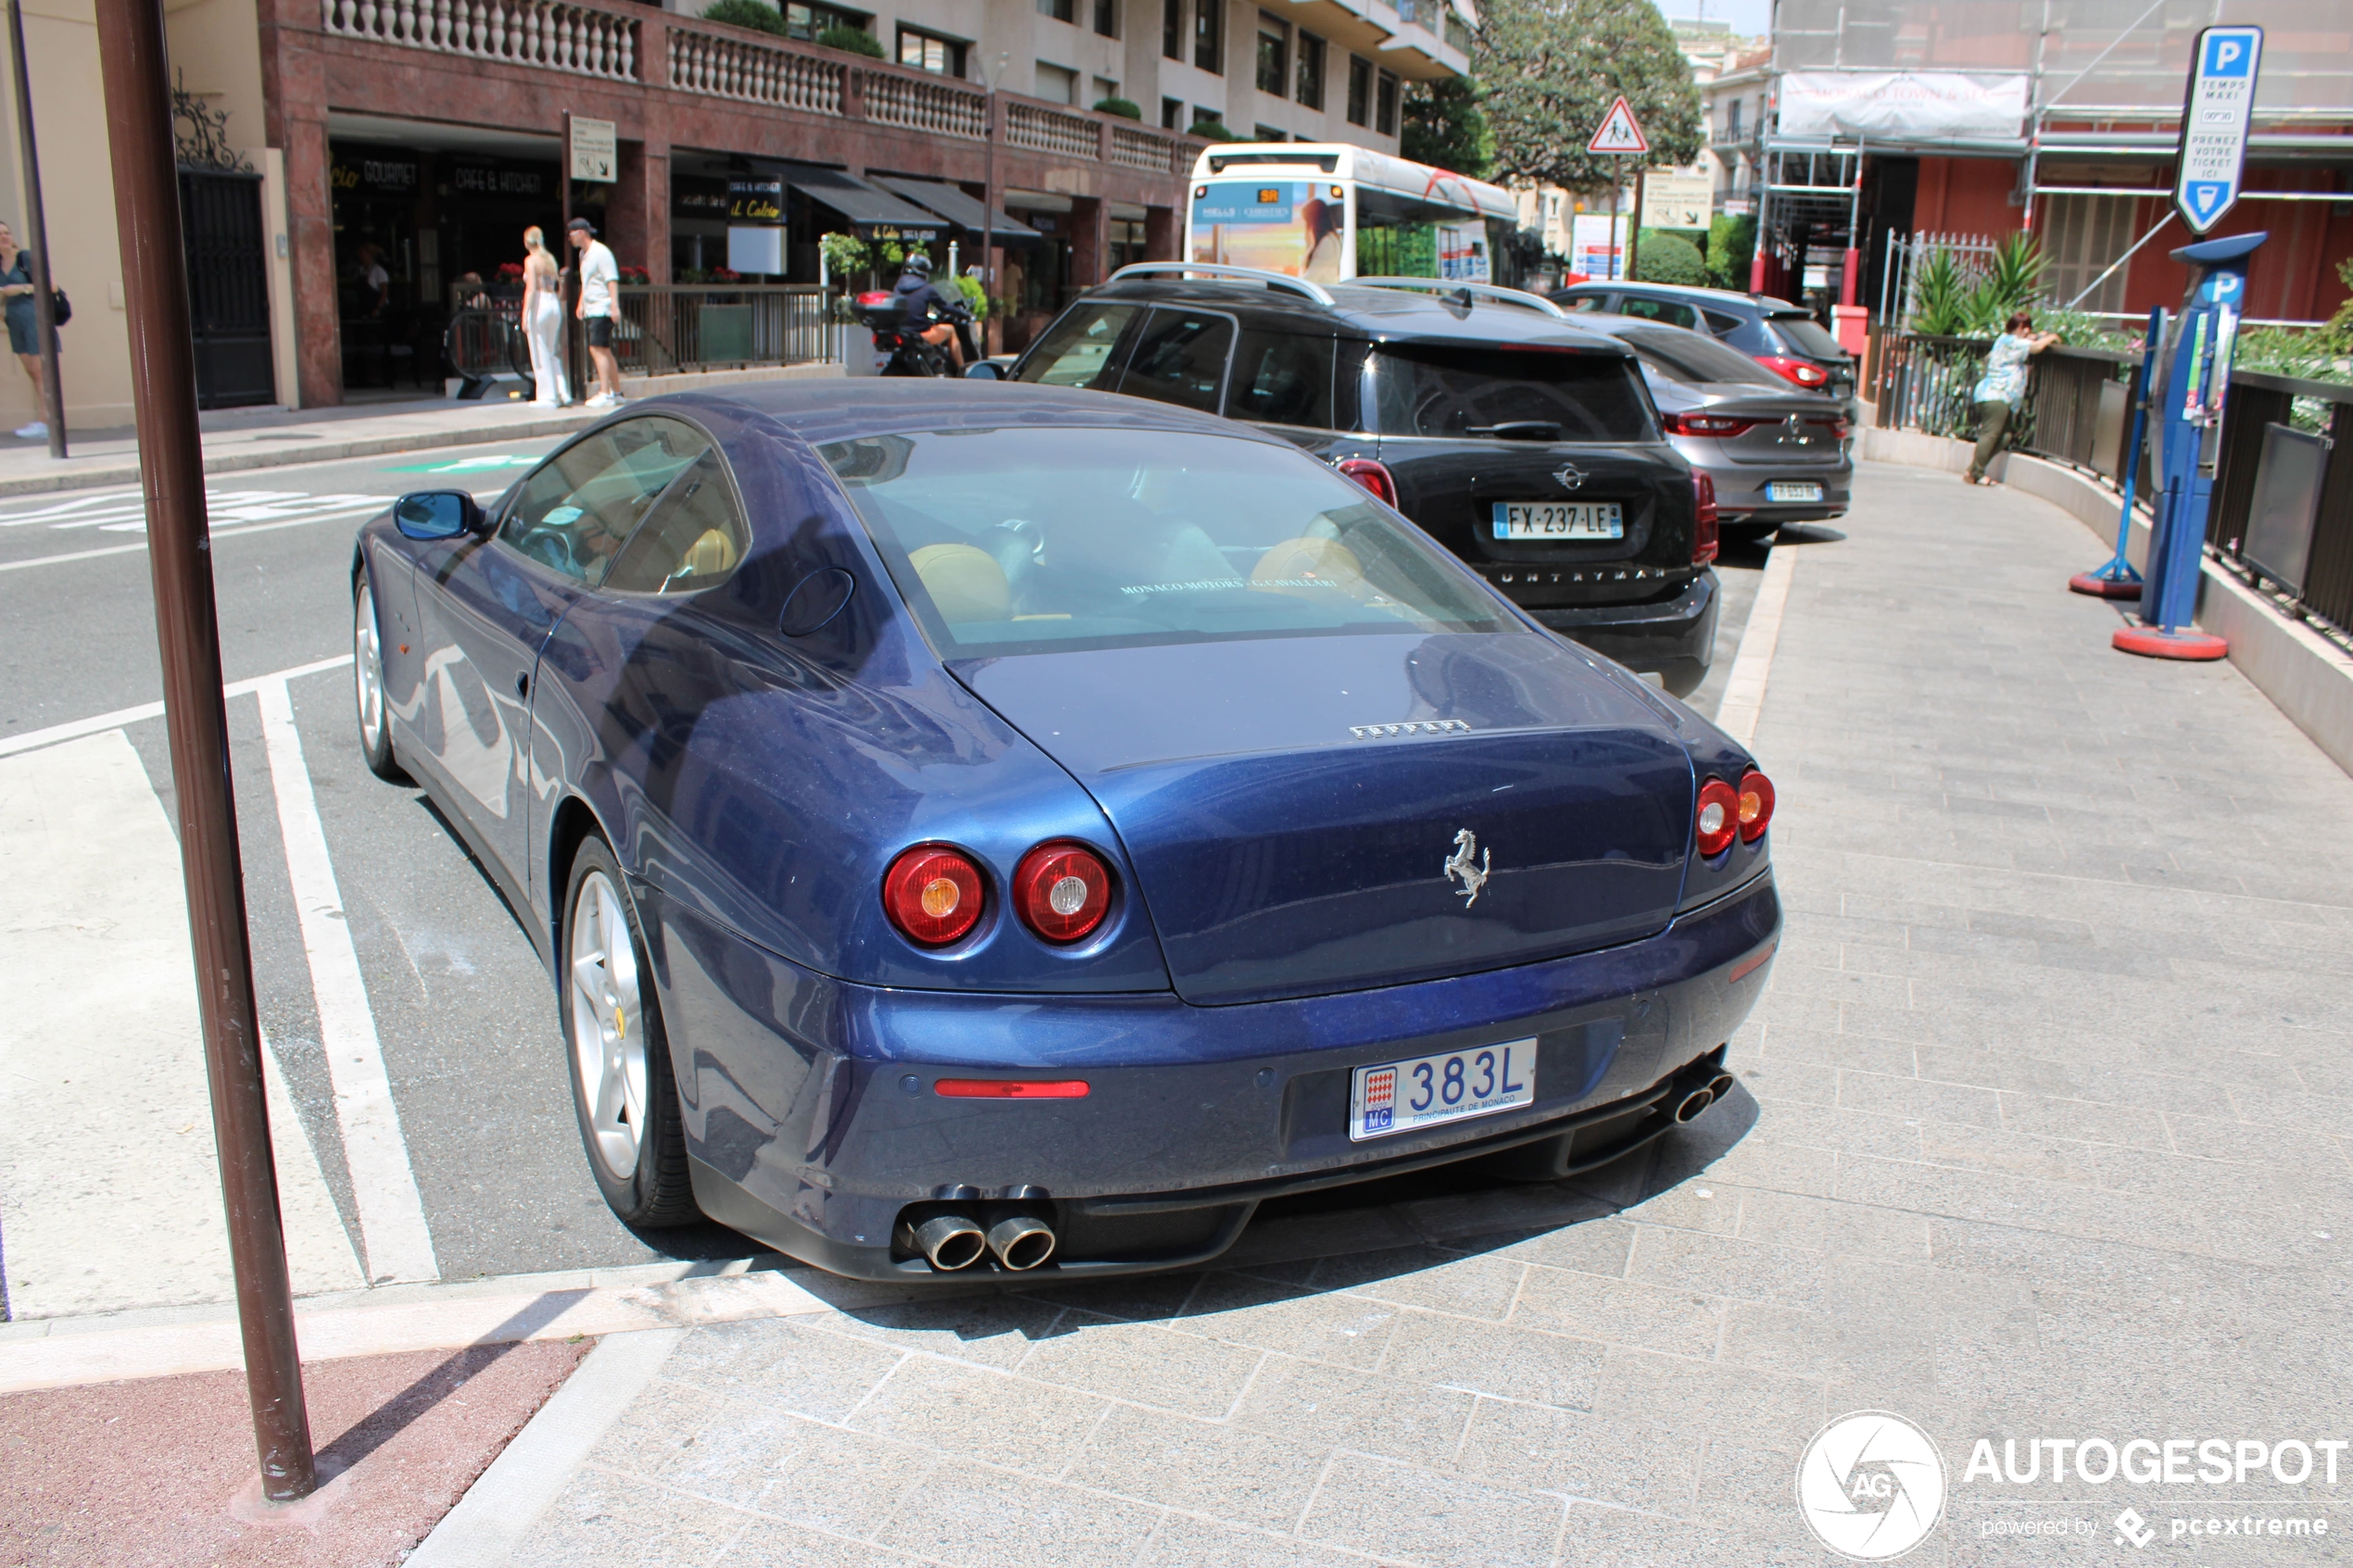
[2118,231,2264,659]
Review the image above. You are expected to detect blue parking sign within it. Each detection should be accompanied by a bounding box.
[2202,31,2253,78]
[2174,26,2262,234]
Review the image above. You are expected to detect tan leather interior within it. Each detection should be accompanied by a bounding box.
[682,528,738,579]
[909,543,1012,622]
[1250,537,1365,596]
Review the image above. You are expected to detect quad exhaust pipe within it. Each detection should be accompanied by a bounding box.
[899,1206,1058,1272]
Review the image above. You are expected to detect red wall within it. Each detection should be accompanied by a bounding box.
[1911,157,2022,238]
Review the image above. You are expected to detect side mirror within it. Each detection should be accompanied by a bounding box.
[393,490,487,540]
[963,359,1007,381]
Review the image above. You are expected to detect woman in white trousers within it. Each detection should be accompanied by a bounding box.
[521,226,570,408]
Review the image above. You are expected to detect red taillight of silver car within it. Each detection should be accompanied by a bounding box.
[1013,841,1113,943]
[1692,470,1719,567]
[1661,412,1761,437]
[1755,354,1831,389]
[883,844,986,945]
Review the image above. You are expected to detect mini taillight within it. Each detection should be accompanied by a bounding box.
[1662,412,1758,437]
[1336,457,1398,507]
[1692,470,1719,566]
[935,1078,1090,1098]
[1695,777,1740,857]
[1737,769,1775,842]
[1755,354,1830,389]
[883,844,985,945]
[856,290,894,306]
[1014,840,1112,943]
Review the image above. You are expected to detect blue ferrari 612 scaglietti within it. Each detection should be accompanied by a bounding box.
[354,380,1780,1282]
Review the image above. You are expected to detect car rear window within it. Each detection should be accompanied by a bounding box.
[819,426,1514,657]
[1768,312,1846,359]
[1365,345,1654,442]
[1617,325,1787,387]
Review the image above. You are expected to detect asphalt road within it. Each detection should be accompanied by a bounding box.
[0,438,1785,1310]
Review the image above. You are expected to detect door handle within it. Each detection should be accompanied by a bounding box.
[515,671,530,698]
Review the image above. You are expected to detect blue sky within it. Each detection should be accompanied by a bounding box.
[1655,0,1771,37]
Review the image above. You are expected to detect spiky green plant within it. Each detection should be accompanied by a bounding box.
[1909,247,1973,337]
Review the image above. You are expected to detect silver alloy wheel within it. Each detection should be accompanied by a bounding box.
[570,868,648,1180]
[354,583,387,756]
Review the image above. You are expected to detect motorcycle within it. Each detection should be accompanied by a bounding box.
[851,291,977,378]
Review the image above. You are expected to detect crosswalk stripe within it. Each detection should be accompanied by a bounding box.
[256,677,440,1286]
[0,731,364,1318]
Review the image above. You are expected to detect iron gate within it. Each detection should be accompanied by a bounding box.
[178,169,274,409]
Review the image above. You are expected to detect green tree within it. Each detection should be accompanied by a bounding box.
[1705,213,1754,290]
[699,0,786,32]
[1634,230,1705,285]
[817,22,884,56]
[1402,78,1492,178]
[1476,0,1700,193]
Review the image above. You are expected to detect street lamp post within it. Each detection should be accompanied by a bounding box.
[978,52,1005,355]
[6,0,68,457]
[93,0,317,1502]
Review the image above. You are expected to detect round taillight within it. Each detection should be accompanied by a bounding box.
[1737,769,1775,842]
[883,844,985,946]
[1694,778,1740,857]
[1013,841,1112,943]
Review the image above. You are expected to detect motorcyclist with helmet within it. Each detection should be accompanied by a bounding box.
[889,252,972,372]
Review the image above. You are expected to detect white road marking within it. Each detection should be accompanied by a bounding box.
[1716,540,1797,747]
[0,731,363,1319]
[257,677,440,1286]
[0,512,386,575]
[0,653,353,759]
[0,487,389,532]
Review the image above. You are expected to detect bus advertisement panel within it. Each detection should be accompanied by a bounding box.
[1189,180,1345,282]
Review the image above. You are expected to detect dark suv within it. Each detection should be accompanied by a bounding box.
[996,266,1719,696]
[1550,282,1857,410]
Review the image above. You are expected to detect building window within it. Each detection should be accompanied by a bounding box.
[1193,106,1227,133]
[1295,31,1324,109]
[1444,12,1472,51]
[1093,0,1116,35]
[1164,0,1183,58]
[1256,13,1289,94]
[1727,98,1742,137]
[1037,61,1079,103]
[1375,69,1398,135]
[1254,124,1288,142]
[1346,55,1371,126]
[896,25,966,75]
[1038,0,1075,23]
[1163,95,1184,127]
[1194,0,1221,73]
[784,2,869,40]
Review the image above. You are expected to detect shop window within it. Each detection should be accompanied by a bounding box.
[1376,69,1398,135]
[1256,13,1289,95]
[897,25,966,75]
[1295,31,1324,109]
[1164,0,1183,58]
[1346,56,1371,127]
[1194,0,1221,73]
[1093,0,1116,36]
[1038,0,1075,21]
[785,1,869,40]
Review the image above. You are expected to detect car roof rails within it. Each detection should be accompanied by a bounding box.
[1104,261,1336,307]
[1350,277,1570,320]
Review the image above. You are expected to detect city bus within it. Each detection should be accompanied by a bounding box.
[1185,144,1523,288]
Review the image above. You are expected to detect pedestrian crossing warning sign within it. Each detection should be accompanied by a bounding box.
[1588,97,1649,155]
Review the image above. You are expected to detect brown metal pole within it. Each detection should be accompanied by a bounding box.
[94,0,317,1503]
[6,0,66,457]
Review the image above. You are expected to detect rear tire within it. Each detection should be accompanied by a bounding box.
[353,576,407,783]
[561,836,698,1228]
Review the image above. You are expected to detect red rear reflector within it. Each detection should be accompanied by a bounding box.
[1692,470,1719,566]
[1694,777,1739,857]
[1014,840,1113,943]
[1336,457,1398,507]
[1737,769,1775,842]
[883,844,985,946]
[1727,941,1777,985]
[935,1079,1091,1098]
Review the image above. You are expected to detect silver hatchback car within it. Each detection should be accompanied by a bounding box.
[1571,313,1853,542]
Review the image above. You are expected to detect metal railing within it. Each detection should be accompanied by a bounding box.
[321,0,639,80]
[610,284,836,373]
[1875,329,2353,643]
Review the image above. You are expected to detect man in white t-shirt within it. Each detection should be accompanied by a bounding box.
[568,218,624,407]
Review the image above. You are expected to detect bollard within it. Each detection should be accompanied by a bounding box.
[2112,232,2265,661]
[2070,306,2165,599]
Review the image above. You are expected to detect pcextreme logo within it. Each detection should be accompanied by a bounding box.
[1796,1411,1948,1560]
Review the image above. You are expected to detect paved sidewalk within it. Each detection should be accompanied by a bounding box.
[426,459,2353,1567]
[0,362,843,496]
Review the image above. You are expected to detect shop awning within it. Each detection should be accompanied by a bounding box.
[872,177,1044,245]
[777,163,948,236]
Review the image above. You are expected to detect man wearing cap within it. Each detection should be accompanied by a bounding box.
[568,217,624,407]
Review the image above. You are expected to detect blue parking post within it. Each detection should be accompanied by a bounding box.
[2114,232,2264,661]
[2069,306,2165,599]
